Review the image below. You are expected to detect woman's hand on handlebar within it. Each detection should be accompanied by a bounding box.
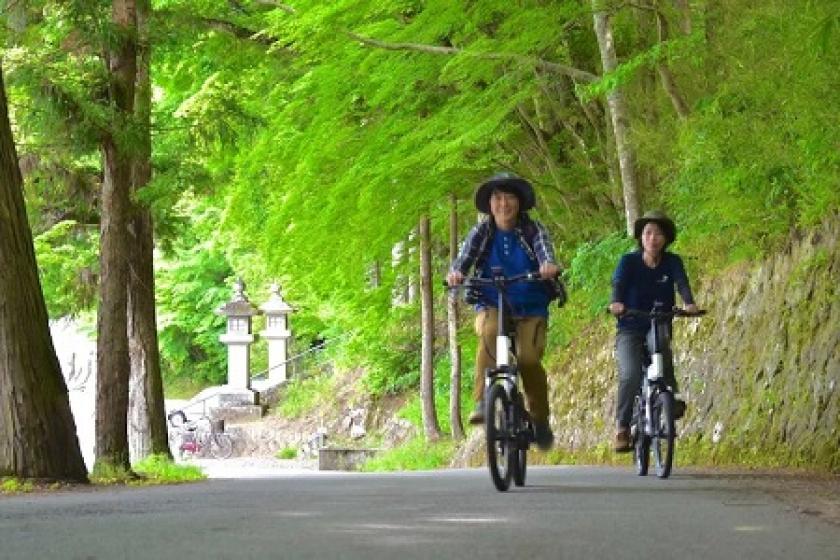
[608,302,626,317]
[446,270,464,287]
[683,303,699,314]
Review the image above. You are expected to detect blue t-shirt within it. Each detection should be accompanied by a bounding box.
[478,230,549,317]
[611,250,694,332]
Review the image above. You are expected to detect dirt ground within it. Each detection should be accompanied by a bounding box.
[681,467,840,527]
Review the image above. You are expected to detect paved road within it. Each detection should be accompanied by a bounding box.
[1,466,838,560]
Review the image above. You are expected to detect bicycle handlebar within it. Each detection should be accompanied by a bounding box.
[443,271,546,289]
[608,307,707,319]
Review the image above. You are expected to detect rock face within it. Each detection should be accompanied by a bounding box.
[548,217,840,471]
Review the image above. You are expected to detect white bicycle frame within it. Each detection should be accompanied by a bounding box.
[496,335,511,367]
[644,353,664,435]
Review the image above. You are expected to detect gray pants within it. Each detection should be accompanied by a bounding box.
[615,329,676,428]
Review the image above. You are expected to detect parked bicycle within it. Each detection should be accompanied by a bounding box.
[618,307,705,478]
[168,410,234,460]
[449,269,548,491]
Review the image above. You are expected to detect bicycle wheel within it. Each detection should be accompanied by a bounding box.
[209,433,234,459]
[513,400,528,487]
[633,396,650,476]
[486,383,513,491]
[653,391,675,478]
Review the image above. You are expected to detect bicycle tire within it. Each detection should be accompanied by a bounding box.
[513,448,527,487]
[653,391,675,478]
[633,396,650,476]
[210,433,234,459]
[486,383,513,491]
[513,396,527,487]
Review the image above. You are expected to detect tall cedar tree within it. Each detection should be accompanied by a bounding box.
[419,215,440,440]
[447,194,464,440]
[592,0,640,235]
[95,0,137,473]
[0,65,88,481]
[127,0,171,462]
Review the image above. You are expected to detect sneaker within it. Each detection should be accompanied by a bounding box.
[674,399,686,420]
[468,401,484,425]
[614,427,632,453]
[534,423,554,451]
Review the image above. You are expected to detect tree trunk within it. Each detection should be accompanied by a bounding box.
[368,259,381,288]
[592,1,640,236]
[407,228,418,304]
[419,215,440,441]
[673,0,692,35]
[127,0,170,464]
[0,65,88,482]
[656,10,691,120]
[95,0,137,474]
[446,195,464,440]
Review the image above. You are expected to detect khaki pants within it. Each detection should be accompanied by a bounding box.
[473,309,549,424]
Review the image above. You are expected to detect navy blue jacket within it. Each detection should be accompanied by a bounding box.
[611,250,695,332]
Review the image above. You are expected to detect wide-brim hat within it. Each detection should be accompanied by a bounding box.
[633,210,677,245]
[474,172,536,214]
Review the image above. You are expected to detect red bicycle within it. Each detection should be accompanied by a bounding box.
[168,410,234,459]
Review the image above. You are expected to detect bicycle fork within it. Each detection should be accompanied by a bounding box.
[643,352,665,436]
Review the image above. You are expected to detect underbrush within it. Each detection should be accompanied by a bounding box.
[90,454,205,485]
[131,454,206,483]
[361,436,458,472]
[277,371,337,418]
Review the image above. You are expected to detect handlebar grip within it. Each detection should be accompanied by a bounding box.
[677,309,708,317]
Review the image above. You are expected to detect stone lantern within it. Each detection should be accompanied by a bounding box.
[259,282,294,385]
[216,278,261,401]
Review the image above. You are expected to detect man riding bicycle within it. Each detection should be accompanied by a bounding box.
[447,172,562,451]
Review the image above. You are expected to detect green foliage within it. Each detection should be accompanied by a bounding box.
[641,0,839,267]
[132,454,206,483]
[548,233,634,348]
[0,478,35,494]
[566,233,635,311]
[33,220,98,318]
[10,0,840,435]
[395,352,476,433]
[156,201,234,385]
[277,371,337,419]
[276,446,299,460]
[357,305,422,395]
[90,461,135,484]
[361,435,457,471]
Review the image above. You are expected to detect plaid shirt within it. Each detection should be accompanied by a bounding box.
[450,218,557,275]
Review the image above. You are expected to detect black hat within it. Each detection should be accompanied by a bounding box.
[474,172,536,214]
[633,210,677,246]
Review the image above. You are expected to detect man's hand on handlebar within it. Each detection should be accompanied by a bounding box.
[539,262,559,280]
[683,303,699,314]
[446,270,464,287]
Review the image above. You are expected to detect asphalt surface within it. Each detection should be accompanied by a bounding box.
[1,465,838,560]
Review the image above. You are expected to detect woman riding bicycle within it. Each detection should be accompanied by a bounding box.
[446,172,562,451]
[608,210,699,452]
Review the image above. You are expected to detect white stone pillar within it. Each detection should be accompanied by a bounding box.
[260,283,293,385]
[216,278,261,392]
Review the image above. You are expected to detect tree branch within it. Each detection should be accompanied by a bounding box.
[251,0,296,14]
[153,10,294,53]
[654,10,690,119]
[609,1,691,119]
[346,31,599,83]
[204,17,277,46]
